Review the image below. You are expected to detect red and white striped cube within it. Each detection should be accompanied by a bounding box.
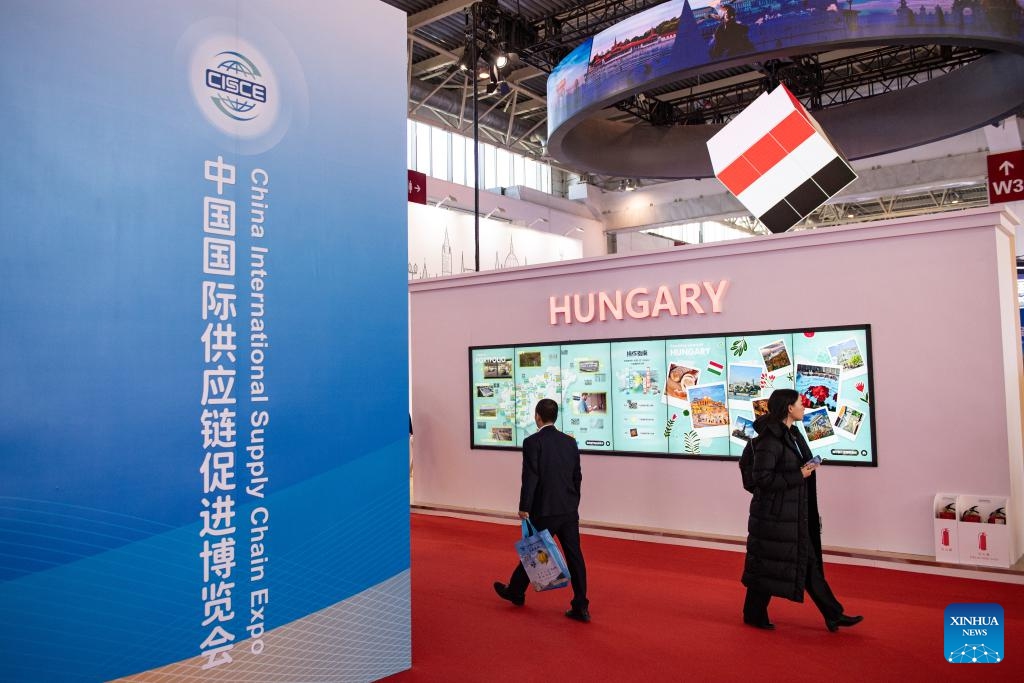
[707,85,857,233]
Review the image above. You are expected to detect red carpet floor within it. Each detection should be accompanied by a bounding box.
[385,514,1023,682]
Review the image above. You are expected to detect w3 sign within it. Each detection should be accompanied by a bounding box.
[987,150,1024,204]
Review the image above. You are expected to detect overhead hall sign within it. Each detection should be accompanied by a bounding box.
[987,150,1024,205]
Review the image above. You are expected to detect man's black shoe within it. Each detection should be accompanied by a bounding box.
[743,617,775,630]
[565,608,591,623]
[826,614,863,632]
[492,582,524,606]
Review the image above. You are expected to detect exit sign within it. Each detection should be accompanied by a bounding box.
[987,150,1024,204]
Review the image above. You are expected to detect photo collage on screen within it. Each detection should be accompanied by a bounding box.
[470,326,874,463]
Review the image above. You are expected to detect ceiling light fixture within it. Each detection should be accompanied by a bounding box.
[491,46,509,70]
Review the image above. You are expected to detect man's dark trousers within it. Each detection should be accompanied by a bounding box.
[507,513,588,611]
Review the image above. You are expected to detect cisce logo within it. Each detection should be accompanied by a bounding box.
[945,603,1004,663]
[204,51,269,122]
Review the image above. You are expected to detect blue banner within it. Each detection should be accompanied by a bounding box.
[0,1,409,680]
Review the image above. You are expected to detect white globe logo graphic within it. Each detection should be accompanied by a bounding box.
[208,51,266,121]
[190,35,280,141]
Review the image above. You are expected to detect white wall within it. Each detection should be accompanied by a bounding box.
[409,208,1024,560]
[419,176,605,260]
[408,203,583,278]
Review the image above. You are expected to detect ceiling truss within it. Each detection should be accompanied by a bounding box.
[392,0,1008,221]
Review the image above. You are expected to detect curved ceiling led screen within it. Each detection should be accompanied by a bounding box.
[547,0,1024,178]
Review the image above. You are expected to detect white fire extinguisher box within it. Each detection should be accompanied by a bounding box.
[933,493,959,563]
[956,495,1011,568]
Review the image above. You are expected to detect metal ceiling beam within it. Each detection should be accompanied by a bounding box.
[653,45,986,126]
[409,34,545,104]
[406,30,552,155]
[412,49,463,77]
[408,78,544,151]
[506,65,544,84]
[407,0,474,31]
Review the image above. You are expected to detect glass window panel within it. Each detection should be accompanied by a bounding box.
[512,154,526,187]
[431,126,449,180]
[483,143,496,189]
[524,158,539,191]
[407,120,416,170]
[451,132,465,186]
[415,121,431,175]
[496,148,512,188]
[463,136,477,188]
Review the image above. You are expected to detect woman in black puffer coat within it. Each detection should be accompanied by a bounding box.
[741,389,863,631]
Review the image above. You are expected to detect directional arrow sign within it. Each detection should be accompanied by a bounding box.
[408,169,427,205]
[987,150,1024,204]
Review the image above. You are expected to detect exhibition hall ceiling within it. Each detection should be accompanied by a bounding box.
[386,0,1016,194]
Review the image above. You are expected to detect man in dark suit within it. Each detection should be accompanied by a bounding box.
[493,398,590,622]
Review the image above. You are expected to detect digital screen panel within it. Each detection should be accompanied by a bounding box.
[611,339,668,453]
[547,0,1024,134]
[470,347,516,447]
[561,343,614,451]
[513,345,563,446]
[469,325,876,465]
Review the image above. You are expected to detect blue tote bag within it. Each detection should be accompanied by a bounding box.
[514,519,570,592]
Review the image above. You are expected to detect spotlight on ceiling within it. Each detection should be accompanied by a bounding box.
[527,217,548,228]
[434,195,456,209]
[563,227,584,236]
[483,207,506,220]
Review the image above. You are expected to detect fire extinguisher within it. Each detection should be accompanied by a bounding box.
[941,528,950,547]
[979,531,987,551]
[988,507,1007,524]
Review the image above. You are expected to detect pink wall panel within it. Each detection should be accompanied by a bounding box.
[410,208,1023,558]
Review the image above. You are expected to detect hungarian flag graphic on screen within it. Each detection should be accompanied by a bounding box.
[707,84,857,234]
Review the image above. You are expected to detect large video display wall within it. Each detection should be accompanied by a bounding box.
[470,325,876,465]
[547,0,1024,134]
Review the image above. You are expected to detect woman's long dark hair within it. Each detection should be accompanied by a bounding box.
[766,388,800,421]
